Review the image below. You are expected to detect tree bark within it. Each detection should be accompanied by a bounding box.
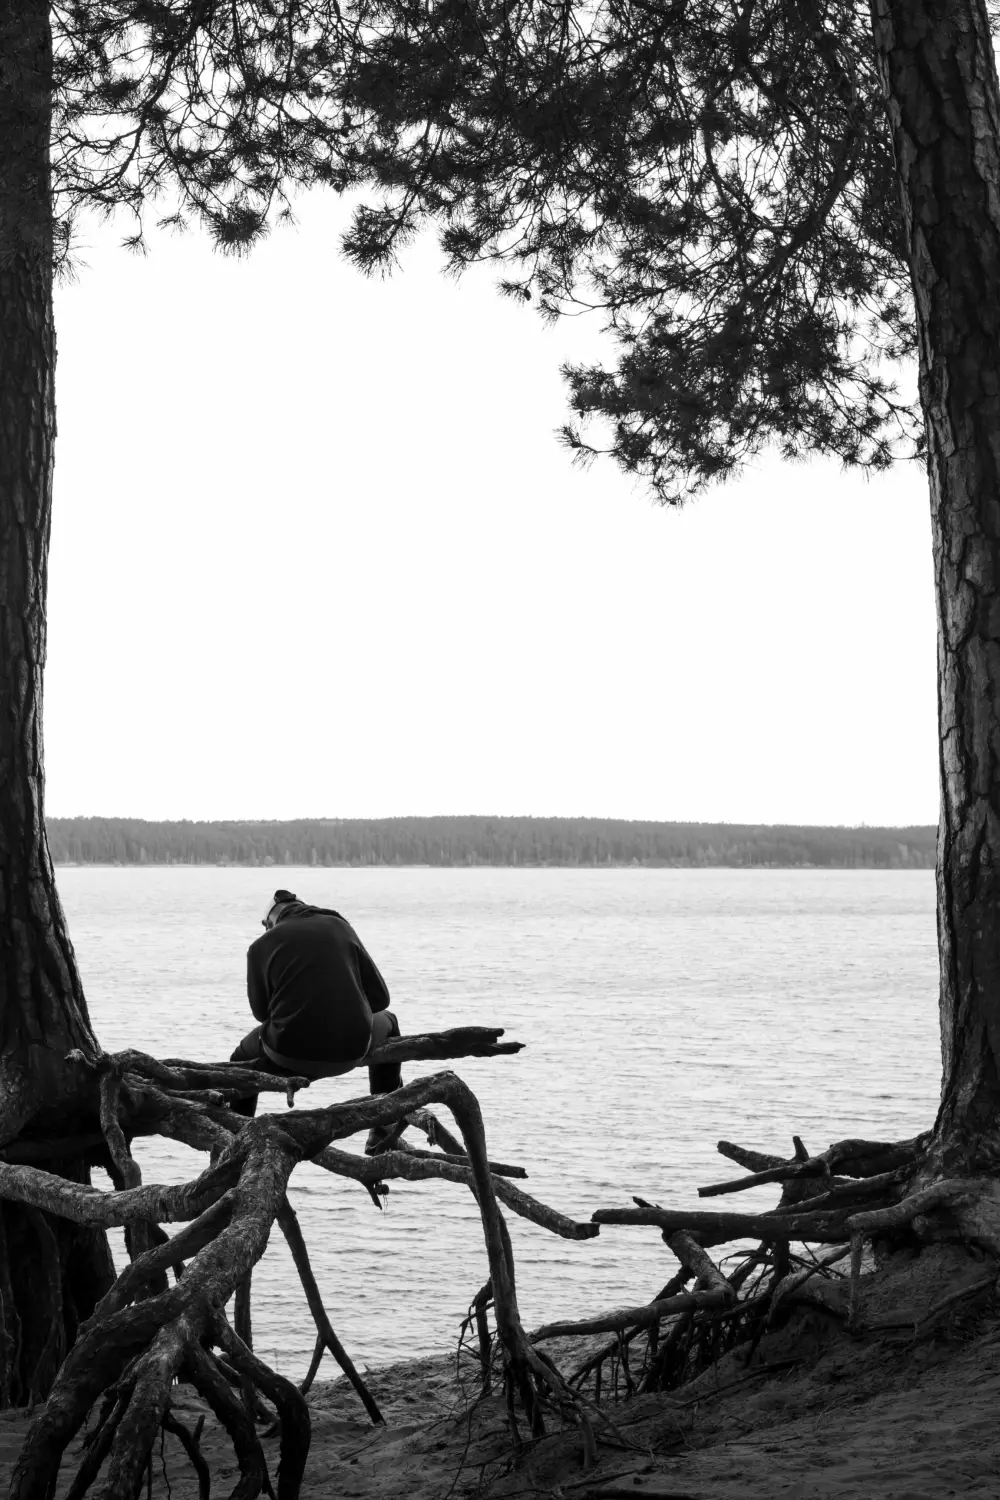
[0,0,114,1405]
[869,0,1000,1162]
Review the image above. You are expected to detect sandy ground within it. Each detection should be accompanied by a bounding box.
[3,1248,1000,1500]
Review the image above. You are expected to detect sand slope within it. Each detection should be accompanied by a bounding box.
[3,1266,1000,1500]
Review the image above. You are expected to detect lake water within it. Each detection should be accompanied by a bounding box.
[57,865,942,1383]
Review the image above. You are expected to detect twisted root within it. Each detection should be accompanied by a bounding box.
[554,1130,1000,1404]
[6,1049,599,1500]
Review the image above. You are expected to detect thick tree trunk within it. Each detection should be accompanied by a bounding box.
[870,0,1000,1163]
[0,0,114,1406]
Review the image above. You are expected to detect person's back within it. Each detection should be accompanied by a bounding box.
[247,908,387,1068]
[230,890,403,1143]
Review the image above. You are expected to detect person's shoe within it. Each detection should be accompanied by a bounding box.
[365,1121,405,1156]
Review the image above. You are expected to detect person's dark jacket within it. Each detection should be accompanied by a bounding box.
[246,905,390,1065]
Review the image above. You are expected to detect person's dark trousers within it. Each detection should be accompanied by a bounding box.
[229,1026,298,1117]
[369,1010,402,1094]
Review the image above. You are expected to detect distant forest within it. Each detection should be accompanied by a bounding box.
[46,816,937,869]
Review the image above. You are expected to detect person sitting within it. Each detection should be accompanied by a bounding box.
[229,889,403,1152]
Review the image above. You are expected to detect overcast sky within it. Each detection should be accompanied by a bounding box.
[44,192,938,827]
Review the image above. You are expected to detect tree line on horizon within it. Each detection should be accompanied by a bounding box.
[45,816,937,869]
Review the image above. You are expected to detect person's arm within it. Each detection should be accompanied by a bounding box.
[247,941,270,1022]
[356,941,391,1014]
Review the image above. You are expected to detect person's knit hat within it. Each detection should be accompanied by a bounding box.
[263,889,301,927]
[264,890,345,928]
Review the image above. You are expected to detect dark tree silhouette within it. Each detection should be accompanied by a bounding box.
[5,0,1000,1493]
[339,0,918,494]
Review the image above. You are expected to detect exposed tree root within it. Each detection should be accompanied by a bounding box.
[275,1196,382,1421]
[550,1130,1000,1408]
[1,1029,605,1499]
[8,1027,999,1498]
[159,1410,209,1500]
